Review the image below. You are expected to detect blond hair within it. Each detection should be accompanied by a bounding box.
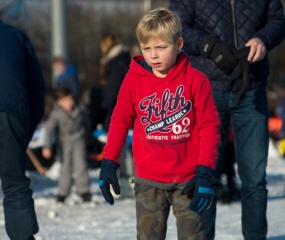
[136,8,182,44]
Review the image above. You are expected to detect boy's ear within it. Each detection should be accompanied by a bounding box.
[178,37,184,50]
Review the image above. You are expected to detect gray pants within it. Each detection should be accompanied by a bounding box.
[135,183,204,240]
[58,139,90,196]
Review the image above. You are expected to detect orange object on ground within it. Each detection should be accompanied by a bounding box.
[268,116,282,133]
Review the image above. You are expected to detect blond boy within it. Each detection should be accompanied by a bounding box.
[99,8,220,239]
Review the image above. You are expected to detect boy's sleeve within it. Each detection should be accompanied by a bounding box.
[192,75,220,169]
[104,75,136,163]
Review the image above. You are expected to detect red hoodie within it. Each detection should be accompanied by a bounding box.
[104,52,220,183]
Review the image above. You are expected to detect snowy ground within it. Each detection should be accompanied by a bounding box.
[0,140,285,240]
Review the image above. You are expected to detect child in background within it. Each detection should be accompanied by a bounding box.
[52,56,80,101]
[42,88,91,203]
[98,8,220,239]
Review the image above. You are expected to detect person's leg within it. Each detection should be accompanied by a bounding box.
[135,184,170,240]
[232,88,268,240]
[0,112,38,240]
[224,141,240,201]
[224,141,236,187]
[57,143,73,198]
[172,188,204,240]
[73,140,90,196]
[203,90,231,240]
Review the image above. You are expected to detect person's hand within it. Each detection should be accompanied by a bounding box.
[42,148,52,159]
[245,38,266,63]
[181,165,215,214]
[99,159,120,205]
[200,36,238,75]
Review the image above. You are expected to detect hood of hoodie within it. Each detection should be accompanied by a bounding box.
[129,51,190,83]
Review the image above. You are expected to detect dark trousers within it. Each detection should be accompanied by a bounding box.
[0,112,38,240]
[203,88,268,240]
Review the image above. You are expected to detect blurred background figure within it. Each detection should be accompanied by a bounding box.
[97,33,134,198]
[42,88,91,204]
[52,56,80,102]
[271,76,285,156]
[99,33,131,131]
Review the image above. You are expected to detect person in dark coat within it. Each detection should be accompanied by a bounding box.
[99,33,131,131]
[0,20,46,240]
[169,1,285,239]
[98,33,134,197]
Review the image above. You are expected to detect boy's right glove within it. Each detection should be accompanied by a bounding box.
[181,165,215,214]
[200,36,238,75]
[99,159,120,205]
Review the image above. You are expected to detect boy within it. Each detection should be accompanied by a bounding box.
[99,8,220,239]
[43,88,91,203]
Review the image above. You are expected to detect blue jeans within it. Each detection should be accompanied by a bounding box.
[0,112,38,240]
[203,88,268,240]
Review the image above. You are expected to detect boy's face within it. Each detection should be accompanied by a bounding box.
[57,95,75,112]
[140,37,183,78]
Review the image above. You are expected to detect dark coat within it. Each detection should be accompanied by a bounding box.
[101,44,131,109]
[100,44,131,130]
[169,0,285,91]
[0,22,46,141]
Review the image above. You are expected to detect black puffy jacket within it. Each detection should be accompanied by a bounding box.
[169,0,285,91]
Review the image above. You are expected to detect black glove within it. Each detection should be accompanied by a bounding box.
[181,165,215,214]
[99,159,120,205]
[201,36,238,75]
[230,47,250,81]
[229,47,250,106]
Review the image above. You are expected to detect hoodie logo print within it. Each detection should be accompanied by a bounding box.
[139,85,191,134]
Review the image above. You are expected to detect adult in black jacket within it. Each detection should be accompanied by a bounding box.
[0,21,45,240]
[99,33,131,131]
[169,1,285,240]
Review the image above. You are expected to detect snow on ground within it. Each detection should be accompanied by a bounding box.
[0,140,285,240]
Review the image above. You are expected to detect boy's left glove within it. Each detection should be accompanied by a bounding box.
[99,159,121,205]
[181,165,215,214]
